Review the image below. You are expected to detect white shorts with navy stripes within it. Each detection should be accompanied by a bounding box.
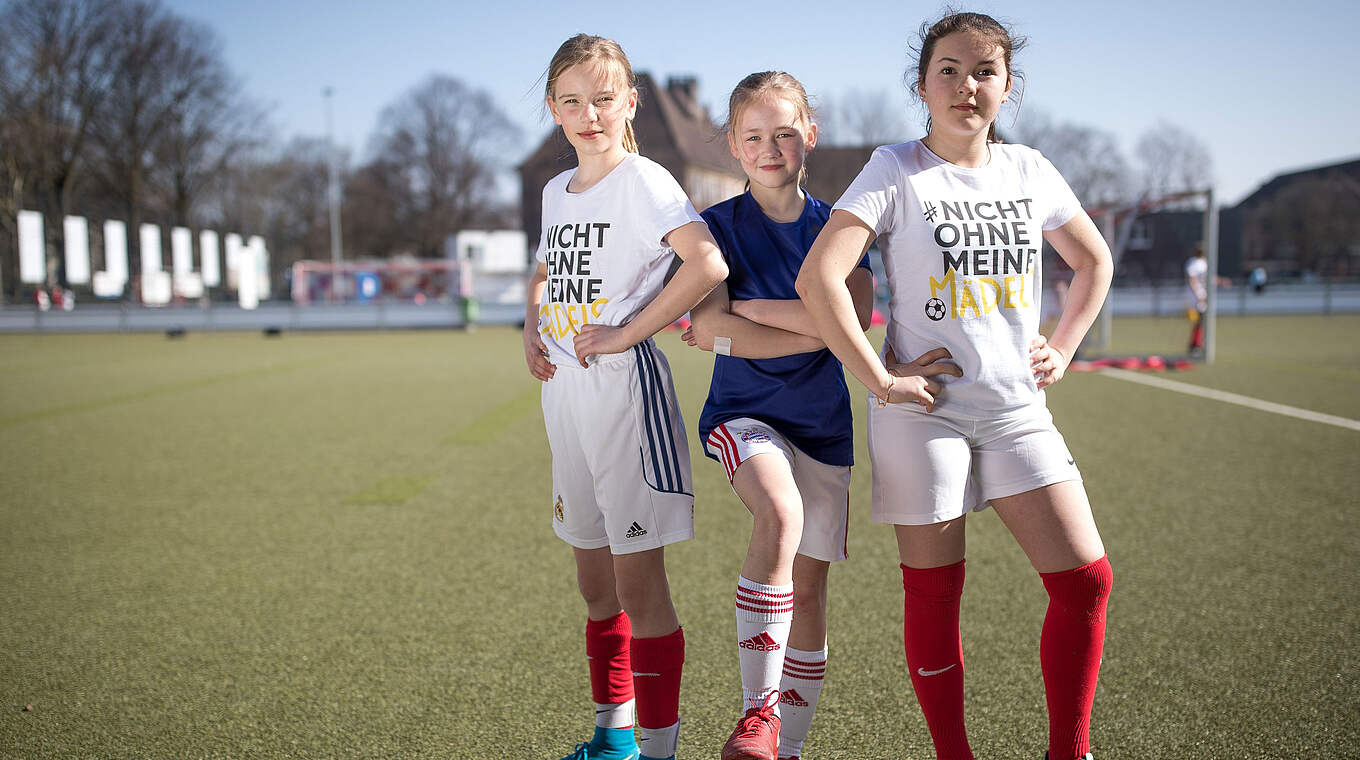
[542,339,694,554]
[704,418,850,562]
[867,398,1082,526]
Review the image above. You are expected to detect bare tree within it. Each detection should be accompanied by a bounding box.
[343,157,405,258]
[821,89,913,147]
[201,138,345,291]
[149,28,267,230]
[365,74,521,257]
[1010,111,1134,206]
[0,0,116,292]
[1135,121,1213,199]
[261,137,334,270]
[87,1,244,272]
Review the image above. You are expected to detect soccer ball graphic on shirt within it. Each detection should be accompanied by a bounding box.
[924,298,948,321]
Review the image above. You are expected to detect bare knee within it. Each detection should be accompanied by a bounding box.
[575,547,621,617]
[613,550,679,637]
[791,564,828,619]
[579,575,619,611]
[789,556,830,649]
[733,454,804,542]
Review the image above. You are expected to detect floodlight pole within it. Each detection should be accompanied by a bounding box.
[324,86,343,303]
[1202,187,1219,364]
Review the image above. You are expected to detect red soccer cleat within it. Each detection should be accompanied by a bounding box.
[721,693,781,760]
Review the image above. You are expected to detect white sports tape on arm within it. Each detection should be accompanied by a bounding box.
[713,336,732,356]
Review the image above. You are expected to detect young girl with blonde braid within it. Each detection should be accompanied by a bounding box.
[683,72,898,760]
[524,33,728,760]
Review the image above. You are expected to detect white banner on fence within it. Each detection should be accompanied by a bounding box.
[200,230,220,287]
[224,233,243,289]
[63,216,91,285]
[94,220,129,297]
[238,240,259,310]
[92,272,123,298]
[248,235,270,300]
[171,227,193,275]
[140,224,163,275]
[18,210,45,284]
[142,271,172,305]
[171,227,203,298]
[102,220,128,283]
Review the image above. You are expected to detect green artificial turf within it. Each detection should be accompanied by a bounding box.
[1,316,1357,758]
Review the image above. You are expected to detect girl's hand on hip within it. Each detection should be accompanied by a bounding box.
[573,323,635,368]
[1030,335,1068,389]
[883,346,962,412]
[523,323,556,382]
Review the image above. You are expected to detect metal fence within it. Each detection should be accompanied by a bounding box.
[1107,280,1360,317]
[2,282,1358,334]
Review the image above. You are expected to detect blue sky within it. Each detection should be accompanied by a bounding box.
[165,0,1360,206]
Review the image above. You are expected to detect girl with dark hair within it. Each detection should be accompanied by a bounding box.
[796,12,1115,760]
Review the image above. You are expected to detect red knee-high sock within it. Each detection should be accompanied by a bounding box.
[586,611,634,722]
[1040,556,1113,760]
[902,561,971,760]
[631,627,684,730]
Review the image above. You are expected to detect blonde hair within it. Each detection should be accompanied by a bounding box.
[723,71,816,186]
[545,34,639,154]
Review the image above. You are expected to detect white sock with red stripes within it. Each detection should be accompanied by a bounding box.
[777,645,828,759]
[735,575,793,713]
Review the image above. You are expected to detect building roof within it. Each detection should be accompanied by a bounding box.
[518,72,739,178]
[803,146,876,206]
[1236,157,1360,209]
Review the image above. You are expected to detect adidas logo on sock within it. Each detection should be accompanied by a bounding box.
[780,689,809,707]
[624,521,648,539]
[738,632,781,651]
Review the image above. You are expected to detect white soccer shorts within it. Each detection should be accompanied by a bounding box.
[704,417,850,562]
[867,399,1082,526]
[542,339,694,554]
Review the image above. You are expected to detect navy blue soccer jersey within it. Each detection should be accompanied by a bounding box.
[697,191,871,467]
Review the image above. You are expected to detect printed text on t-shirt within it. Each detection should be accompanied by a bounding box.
[922,199,1037,321]
[540,222,610,339]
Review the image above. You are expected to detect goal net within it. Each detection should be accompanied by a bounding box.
[1067,188,1221,368]
[290,259,470,306]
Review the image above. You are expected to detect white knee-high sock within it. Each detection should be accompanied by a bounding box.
[777,645,828,758]
[735,575,794,712]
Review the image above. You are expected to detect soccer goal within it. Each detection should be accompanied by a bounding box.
[1072,188,1221,368]
[290,258,471,306]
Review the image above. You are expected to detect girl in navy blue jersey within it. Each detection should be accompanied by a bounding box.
[683,72,920,760]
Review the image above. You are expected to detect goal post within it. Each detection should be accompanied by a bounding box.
[1082,187,1219,363]
[290,258,469,306]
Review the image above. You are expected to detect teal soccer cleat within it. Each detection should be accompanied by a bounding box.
[560,726,639,760]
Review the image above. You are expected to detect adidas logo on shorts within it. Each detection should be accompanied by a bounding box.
[738,632,781,651]
[624,521,648,539]
[780,689,809,707]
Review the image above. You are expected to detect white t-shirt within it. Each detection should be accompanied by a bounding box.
[1185,256,1208,305]
[535,153,703,367]
[835,140,1081,417]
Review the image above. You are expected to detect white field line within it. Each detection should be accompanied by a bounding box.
[1099,368,1360,433]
